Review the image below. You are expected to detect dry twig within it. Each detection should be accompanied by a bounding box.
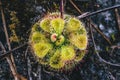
[60,0,64,19]
[114,8,120,32]
[77,5,120,19]
[0,42,27,80]
[0,1,19,79]
[0,1,27,80]
[0,42,28,60]
[88,21,120,67]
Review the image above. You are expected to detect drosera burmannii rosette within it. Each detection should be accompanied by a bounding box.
[29,12,88,72]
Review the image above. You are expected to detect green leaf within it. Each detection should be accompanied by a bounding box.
[40,18,51,33]
[51,18,65,34]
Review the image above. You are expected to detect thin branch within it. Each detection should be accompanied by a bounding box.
[77,5,120,19]
[0,42,28,60]
[69,0,112,45]
[0,42,19,79]
[0,1,19,79]
[60,0,64,19]
[0,43,27,80]
[0,1,27,79]
[89,21,120,67]
[69,0,82,14]
[114,8,120,32]
[25,47,32,80]
[90,22,112,45]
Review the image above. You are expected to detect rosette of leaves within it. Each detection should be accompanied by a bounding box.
[29,13,88,72]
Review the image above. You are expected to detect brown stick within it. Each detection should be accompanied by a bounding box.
[0,42,28,60]
[69,0,82,14]
[60,0,64,19]
[0,42,19,80]
[0,1,19,80]
[114,8,120,32]
[88,21,120,67]
[77,5,120,19]
[90,21,112,45]
[69,0,112,45]
[0,1,26,80]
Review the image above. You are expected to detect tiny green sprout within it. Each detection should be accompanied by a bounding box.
[55,35,65,46]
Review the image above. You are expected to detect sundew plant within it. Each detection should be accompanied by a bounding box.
[29,12,88,72]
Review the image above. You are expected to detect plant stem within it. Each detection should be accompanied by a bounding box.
[60,0,64,19]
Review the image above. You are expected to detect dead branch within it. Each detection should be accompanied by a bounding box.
[0,42,28,60]
[69,0,82,14]
[88,20,120,67]
[69,0,112,45]
[77,5,120,19]
[0,42,27,80]
[114,8,120,32]
[90,21,112,45]
[60,0,64,19]
[0,1,27,80]
[0,1,19,79]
